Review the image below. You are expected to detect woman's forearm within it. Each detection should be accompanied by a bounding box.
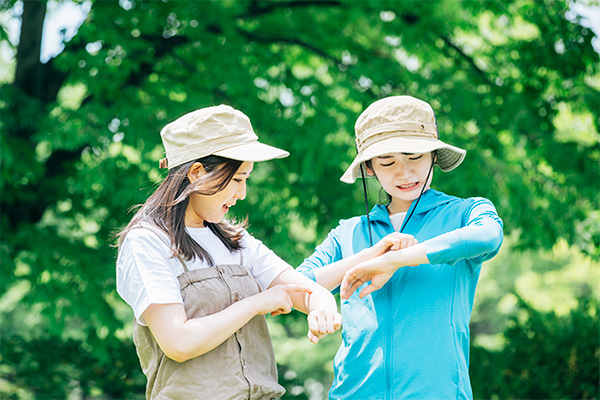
[271,268,337,314]
[381,242,429,271]
[144,299,261,363]
[313,247,379,291]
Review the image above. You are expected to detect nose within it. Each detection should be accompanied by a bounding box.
[235,180,247,200]
[395,159,410,179]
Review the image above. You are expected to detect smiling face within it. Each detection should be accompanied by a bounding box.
[367,152,434,214]
[185,161,254,227]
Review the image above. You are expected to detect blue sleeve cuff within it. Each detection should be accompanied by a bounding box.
[296,265,317,281]
[425,199,504,266]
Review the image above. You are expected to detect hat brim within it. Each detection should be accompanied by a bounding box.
[213,141,289,162]
[340,137,466,183]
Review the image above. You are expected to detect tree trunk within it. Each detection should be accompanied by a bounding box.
[14,0,47,102]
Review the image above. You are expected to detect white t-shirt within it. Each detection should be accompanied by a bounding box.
[116,226,291,325]
[389,211,407,231]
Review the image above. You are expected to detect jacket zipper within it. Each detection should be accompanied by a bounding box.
[385,220,395,400]
[386,282,392,400]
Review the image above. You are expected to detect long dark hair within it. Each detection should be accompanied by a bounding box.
[117,155,246,266]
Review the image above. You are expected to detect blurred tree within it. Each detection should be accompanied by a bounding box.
[471,296,599,400]
[0,0,598,398]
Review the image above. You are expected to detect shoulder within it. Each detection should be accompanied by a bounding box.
[239,229,273,259]
[120,226,172,257]
[337,214,365,230]
[462,196,499,215]
[126,226,169,243]
[428,190,497,212]
[316,215,365,243]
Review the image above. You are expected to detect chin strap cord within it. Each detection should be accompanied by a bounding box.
[400,156,435,233]
[359,164,373,246]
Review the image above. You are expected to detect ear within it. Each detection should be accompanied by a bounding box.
[365,163,376,177]
[187,162,206,183]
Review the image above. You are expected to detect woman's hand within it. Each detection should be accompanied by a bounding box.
[253,284,313,316]
[340,255,398,300]
[341,241,429,300]
[306,309,342,344]
[369,232,418,258]
[339,233,418,299]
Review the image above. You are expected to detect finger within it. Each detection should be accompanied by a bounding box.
[326,313,335,333]
[307,330,319,344]
[271,308,284,317]
[307,313,318,333]
[341,269,361,295]
[308,312,325,335]
[359,284,378,299]
[333,313,342,330]
[343,278,366,299]
[340,274,350,296]
[401,237,410,248]
[283,285,313,295]
[317,313,327,334]
[282,298,293,315]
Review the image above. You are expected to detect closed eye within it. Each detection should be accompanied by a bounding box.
[380,162,394,167]
[409,155,423,161]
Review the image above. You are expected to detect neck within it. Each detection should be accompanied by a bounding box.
[387,199,411,215]
[184,208,206,228]
[388,188,431,215]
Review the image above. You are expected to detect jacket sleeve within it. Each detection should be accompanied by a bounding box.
[296,225,344,281]
[425,198,504,267]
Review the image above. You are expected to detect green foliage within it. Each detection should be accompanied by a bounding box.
[471,297,600,400]
[1,0,598,398]
[1,334,145,399]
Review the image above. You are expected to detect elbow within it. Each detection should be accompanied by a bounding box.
[162,344,189,363]
[468,223,503,259]
[483,222,504,252]
[160,339,200,363]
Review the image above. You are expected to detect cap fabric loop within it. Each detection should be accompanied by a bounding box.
[341,96,466,183]
[160,105,288,169]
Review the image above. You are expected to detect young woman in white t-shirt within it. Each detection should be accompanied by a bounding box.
[116,105,342,399]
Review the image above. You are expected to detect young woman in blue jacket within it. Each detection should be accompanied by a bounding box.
[297,96,504,400]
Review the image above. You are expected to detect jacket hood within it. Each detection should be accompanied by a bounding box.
[368,189,457,223]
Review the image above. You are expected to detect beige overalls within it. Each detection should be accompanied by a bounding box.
[132,226,285,399]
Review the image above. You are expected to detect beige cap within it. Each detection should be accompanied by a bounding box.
[159,105,289,169]
[341,96,466,183]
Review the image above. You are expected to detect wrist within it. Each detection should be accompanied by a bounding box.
[307,290,337,314]
[359,245,381,261]
[243,294,265,316]
[380,250,405,271]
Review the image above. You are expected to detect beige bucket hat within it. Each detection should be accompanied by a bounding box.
[341,96,466,183]
[159,104,289,169]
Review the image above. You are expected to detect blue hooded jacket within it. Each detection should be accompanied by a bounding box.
[298,189,503,400]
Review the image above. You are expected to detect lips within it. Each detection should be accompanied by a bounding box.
[397,182,419,190]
